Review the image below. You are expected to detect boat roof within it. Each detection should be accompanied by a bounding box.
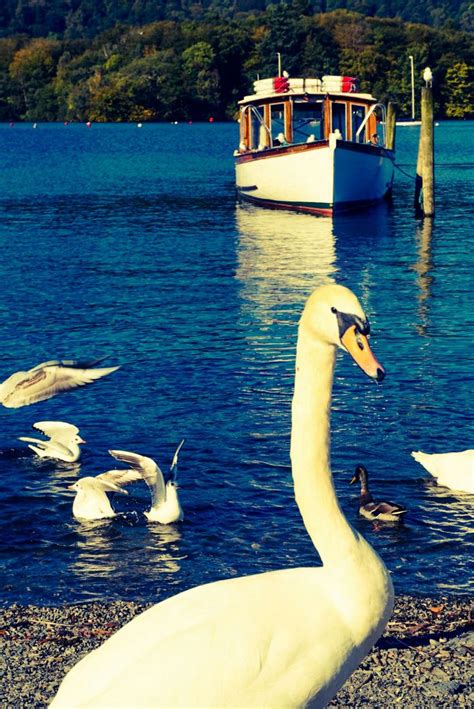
[239,76,376,105]
[239,89,376,105]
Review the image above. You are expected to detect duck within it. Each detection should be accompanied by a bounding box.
[411,449,474,494]
[18,421,85,463]
[69,468,144,521]
[350,464,407,522]
[50,284,394,709]
[108,440,185,524]
[0,357,120,408]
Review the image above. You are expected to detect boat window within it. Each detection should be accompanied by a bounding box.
[332,103,346,139]
[292,101,323,143]
[351,104,366,143]
[270,103,285,145]
[250,106,265,149]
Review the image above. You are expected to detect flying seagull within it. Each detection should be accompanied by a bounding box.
[0,357,120,408]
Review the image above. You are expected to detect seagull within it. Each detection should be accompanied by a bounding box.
[18,421,85,462]
[69,468,144,521]
[423,67,433,87]
[0,357,120,408]
[109,440,185,524]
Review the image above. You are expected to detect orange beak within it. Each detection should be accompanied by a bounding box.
[341,325,385,383]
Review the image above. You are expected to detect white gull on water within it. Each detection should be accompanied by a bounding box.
[19,421,85,463]
[109,439,185,524]
[0,357,120,408]
[70,468,144,521]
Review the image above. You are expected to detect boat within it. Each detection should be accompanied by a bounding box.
[234,74,395,216]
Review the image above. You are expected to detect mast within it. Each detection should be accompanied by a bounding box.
[409,55,415,120]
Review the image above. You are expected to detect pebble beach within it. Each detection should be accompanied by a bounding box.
[1,594,472,707]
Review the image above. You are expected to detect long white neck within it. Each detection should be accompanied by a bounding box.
[290,327,358,567]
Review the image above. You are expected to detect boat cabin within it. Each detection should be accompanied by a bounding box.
[238,76,387,152]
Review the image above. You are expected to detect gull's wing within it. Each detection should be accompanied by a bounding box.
[18,436,72,458]
[0,361,120,408]
[95,469,144,494]
[32,421,80,440]
[169,439,185,482]
[109,449,166,507]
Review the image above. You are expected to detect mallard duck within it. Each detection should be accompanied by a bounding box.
[412,450,474,494]
[51,284,393,708]
[350,464,407,522]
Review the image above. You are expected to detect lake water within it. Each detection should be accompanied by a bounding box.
[0,121,472,606]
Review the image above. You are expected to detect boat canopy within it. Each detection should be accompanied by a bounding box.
[238,76,386,152]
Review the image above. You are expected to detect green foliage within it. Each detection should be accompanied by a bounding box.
[1,8,473,121]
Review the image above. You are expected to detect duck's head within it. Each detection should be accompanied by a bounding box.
[350,464,369,486]
[301,284,385,383]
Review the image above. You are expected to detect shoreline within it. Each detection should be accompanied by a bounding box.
[1,594,472,707]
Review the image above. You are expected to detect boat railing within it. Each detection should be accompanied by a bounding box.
[356,103,387,146]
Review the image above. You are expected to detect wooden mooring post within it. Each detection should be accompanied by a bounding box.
[415,86,435,216]
[385,102,397,151]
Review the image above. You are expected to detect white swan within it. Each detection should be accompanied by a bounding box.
[412,450,474,494]
[0,357,120,408]
[70,468,144,521]
[109,440,185,524]
[51,284,393,708]
[19,421,85,462]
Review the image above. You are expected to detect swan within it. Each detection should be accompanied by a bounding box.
[109,440,185,523]
[411,450,474,494]
[51,284,393,708]
[0,357,120,408]
[350,464,407,522]
[18,421,85,463]
[70,468,145,521]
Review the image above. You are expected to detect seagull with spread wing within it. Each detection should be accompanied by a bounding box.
[69,468,144,521]
[0,357,120,408]
[19,420,85,462]
[109,440,185,524]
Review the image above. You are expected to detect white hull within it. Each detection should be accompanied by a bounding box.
[236,139,394,215]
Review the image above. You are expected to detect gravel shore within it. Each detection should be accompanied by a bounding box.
[1,594,472,707]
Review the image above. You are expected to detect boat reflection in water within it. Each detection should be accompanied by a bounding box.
[234,203,338,326]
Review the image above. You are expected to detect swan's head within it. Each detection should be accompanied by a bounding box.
[74,434,86,445]
[301,284,385,382]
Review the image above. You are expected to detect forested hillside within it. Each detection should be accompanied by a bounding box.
[0,0,472,37]
[0,4,472,122]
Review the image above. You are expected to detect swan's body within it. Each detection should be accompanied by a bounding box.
[19,421,85,462]
[350,464,407,522]
[70,469,143,521]
[412,450,474,494]
[0,357,119,408]
[51,285,393,708]
[109,440,185,524]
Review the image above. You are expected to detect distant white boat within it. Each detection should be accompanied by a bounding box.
[396,56,421,126]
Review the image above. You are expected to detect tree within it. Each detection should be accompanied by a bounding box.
[444,61,473,117]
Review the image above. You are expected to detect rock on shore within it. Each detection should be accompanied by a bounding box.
[0,594,472,707]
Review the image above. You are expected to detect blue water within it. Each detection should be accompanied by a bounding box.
[0,121,472,606]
